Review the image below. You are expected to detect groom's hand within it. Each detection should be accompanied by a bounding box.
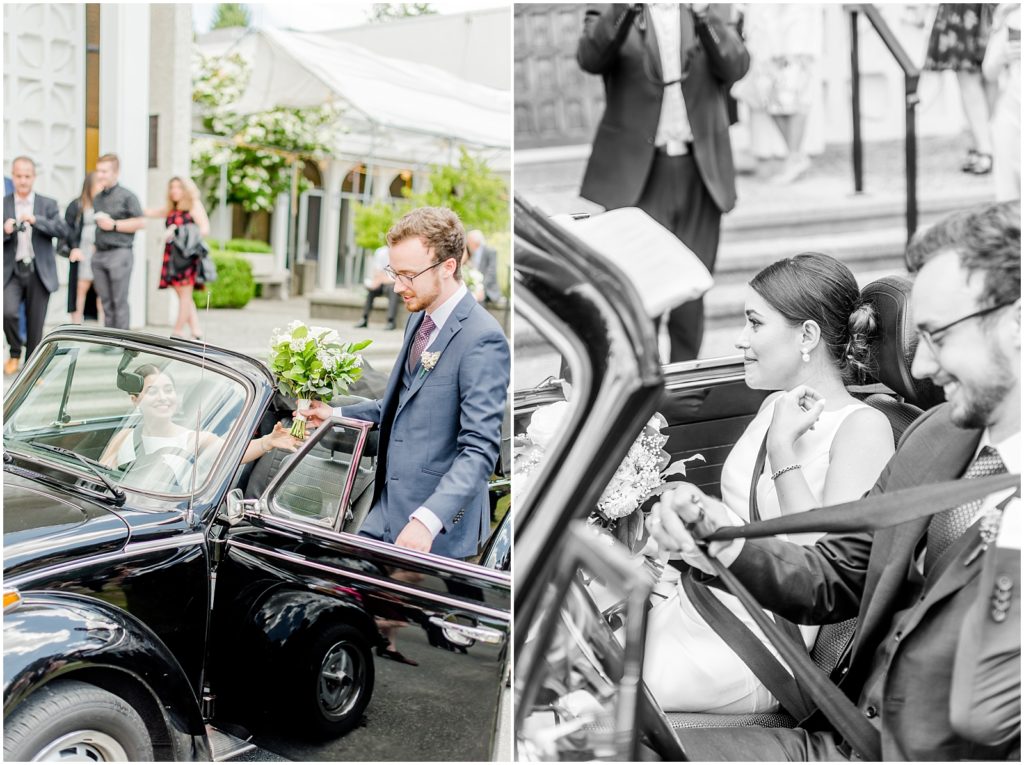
[295,400,333,428]
[395,518,433,553]
[647,484,744,575]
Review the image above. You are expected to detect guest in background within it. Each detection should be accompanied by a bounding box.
[578,3,749,362]
[63,172,105,325]
[93,153,145,329]
[925,4,997,175]
[732,4,823,184]
[983,2,1021,200]
[355,245,399,331]
[3,157,67,374]
[145,177,210,340]
[466,229,503,305]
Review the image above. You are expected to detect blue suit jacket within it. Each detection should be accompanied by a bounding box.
[3,193,67,292]
[343,291,509,558]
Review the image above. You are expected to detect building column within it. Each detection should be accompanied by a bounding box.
[271,191,289,274]
[147,4,193,328]
[99,4,150,329]
[318,160,345,292]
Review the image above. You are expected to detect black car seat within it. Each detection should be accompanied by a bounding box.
[857,275,945,443]
[664,276,945,732]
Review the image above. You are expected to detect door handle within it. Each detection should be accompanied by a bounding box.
[429,616,504,645]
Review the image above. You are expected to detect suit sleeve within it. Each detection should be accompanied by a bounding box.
[423,328,510,529]
[577,4,641,75]
[33,197,67,241]
[340,397,383,427]
[694,7,750,86]
[949,536,1021,745]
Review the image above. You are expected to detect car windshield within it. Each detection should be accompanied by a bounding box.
[3,340,248,496]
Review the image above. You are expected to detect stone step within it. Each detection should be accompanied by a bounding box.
[713,225,909,285]
[720,185,993,243]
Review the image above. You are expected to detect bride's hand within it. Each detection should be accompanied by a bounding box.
[646,484,742,575]
[768,385,825,457]
[267,421,300,452]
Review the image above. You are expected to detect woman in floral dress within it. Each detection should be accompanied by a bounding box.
[146,177,210,340]
[925,4,997,174]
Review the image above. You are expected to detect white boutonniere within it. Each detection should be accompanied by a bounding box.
[420,351,441,377]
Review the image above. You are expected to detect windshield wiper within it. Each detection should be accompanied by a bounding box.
[31,443,127,506]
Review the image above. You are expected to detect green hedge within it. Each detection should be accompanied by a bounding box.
[205,238,273,254]
[192,250,255,309]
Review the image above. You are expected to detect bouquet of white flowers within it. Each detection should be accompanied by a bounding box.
[269,321,371,438]
[515,400,704,555]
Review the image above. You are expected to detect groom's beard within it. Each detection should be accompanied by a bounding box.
[399,274,442,313]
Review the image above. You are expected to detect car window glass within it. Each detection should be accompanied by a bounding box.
[513,310,581,504]
[266,420,372,530]
[3,342,247,496]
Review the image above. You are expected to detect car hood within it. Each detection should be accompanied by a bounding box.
[3,475,130,580]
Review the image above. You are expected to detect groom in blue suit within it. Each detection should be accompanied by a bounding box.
[301,207,509,559]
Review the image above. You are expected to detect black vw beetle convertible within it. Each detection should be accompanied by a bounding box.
[511,196,944,760]
[3,328,510,761]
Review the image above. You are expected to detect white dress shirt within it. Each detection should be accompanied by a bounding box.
[650,3,694,153]
[14,192,35,263]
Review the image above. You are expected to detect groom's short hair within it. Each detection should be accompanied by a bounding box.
[388,206,465,281]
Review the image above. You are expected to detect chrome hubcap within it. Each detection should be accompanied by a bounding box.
[33,731,129,762]
[318,640,364,720]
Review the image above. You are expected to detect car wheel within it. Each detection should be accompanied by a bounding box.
[296,624,375,738]
[3,679,154,762]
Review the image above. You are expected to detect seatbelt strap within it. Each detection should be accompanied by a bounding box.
[692,472,1020,761]
[682,574,815,720]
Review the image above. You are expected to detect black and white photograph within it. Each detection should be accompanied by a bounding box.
[513,3,1020,761]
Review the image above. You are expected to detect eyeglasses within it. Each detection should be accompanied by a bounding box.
[917,302,1011,355]
[384,261,443,288]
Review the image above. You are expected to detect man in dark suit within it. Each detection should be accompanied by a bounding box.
[301,207,510,560]
[650,201,1021,760]
[3,157,67,375]
[578,3,748,362]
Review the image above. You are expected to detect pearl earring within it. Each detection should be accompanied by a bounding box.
[801,348,810,363]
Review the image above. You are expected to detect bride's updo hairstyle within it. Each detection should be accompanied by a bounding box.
[750,252,878,381]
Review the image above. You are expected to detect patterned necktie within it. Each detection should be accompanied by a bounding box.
[924,445,1007,574]
[407,314,435,373]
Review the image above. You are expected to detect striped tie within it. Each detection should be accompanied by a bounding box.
[924,445,1007,574]
[407,315,435,373]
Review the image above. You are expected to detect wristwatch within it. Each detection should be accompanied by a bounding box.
[112,220,117,232]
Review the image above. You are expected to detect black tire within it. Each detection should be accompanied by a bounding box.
[4,679,154,762]
[293,624,375,738]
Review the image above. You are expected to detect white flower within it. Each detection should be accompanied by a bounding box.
[421,351,441,372]
[526,401,571,450]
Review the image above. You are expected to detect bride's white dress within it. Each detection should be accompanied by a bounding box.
[643,393,873,714]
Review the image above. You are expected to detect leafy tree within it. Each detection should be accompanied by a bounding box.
[353,148,508,257]
[211,3,251,30]
[191,51,341,237]
[367,4,436,23]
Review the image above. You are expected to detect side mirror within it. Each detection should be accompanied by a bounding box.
[221,488,255,526]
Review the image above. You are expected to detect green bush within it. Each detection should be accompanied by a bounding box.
[204,238,273,254]
[225,238,273,253]
[192,250,255,309]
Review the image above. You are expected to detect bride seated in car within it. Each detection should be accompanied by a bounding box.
[643,252,895,714]
[99,363,297,490]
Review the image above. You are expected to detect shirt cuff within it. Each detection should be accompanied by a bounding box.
[411,506,443,539]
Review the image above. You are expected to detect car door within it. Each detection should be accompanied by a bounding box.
[208,417,510,762]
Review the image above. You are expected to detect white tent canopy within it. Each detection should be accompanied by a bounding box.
[196,26,511,168]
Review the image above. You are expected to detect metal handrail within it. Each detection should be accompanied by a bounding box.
[848,4,921,246]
